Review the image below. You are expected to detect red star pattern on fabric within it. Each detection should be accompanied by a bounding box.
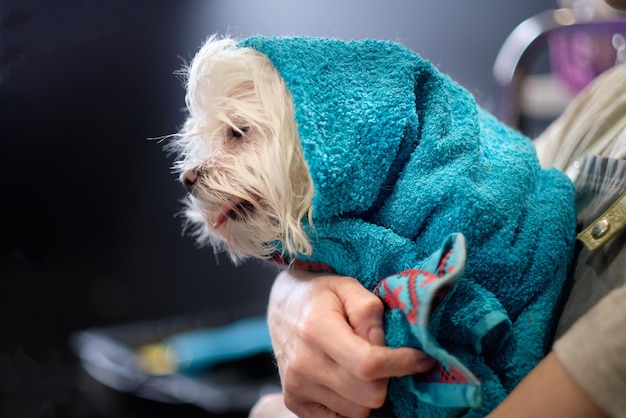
[420,361,470,384]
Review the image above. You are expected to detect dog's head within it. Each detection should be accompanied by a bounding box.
[171,36,438,265]
[169,36,315,263]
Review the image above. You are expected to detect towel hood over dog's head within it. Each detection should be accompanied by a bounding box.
[239,36,435,220]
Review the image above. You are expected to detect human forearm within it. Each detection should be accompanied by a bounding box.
[486,351,607,418]
[489,286,626,418]
[552,285,626,418]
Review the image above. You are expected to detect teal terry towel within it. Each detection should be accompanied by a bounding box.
[238,36,577,417]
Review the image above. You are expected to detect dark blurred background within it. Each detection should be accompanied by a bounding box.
[0,0,573,417]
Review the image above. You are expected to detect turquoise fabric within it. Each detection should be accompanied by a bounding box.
[238,36,577,417]
[374,234,483,409]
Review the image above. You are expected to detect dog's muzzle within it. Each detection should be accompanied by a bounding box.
[180,168,257,229]
[181,169,198,194]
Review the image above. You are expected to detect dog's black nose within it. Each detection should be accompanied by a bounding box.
[181,169,198,193]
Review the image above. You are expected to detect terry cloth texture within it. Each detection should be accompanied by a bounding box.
[374,234,482,409]
[238,36,578,418]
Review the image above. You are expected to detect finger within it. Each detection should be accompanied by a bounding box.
[327,277,437,377]
[334,278,386,346]
[315,312,436,379]
[282,333,388,409]
[285,385,371,418]
[249,393,297,418]
[295,343,433,407]
[296,283,436,379]
[299,363,388,409]
[373,346,438,376]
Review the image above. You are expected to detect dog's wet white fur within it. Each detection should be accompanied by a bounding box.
[170,35,315,263]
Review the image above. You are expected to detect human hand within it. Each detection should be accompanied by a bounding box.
[267,269,435,418]
[249,393,297,418]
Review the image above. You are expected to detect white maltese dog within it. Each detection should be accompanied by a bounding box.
[170,35,314,263]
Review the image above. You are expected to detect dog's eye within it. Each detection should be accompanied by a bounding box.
[229,126,248,139]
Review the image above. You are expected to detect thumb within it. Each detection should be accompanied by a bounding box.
[336,277,386,346]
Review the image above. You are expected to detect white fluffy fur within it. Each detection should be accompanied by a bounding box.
[170,35,315,263]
